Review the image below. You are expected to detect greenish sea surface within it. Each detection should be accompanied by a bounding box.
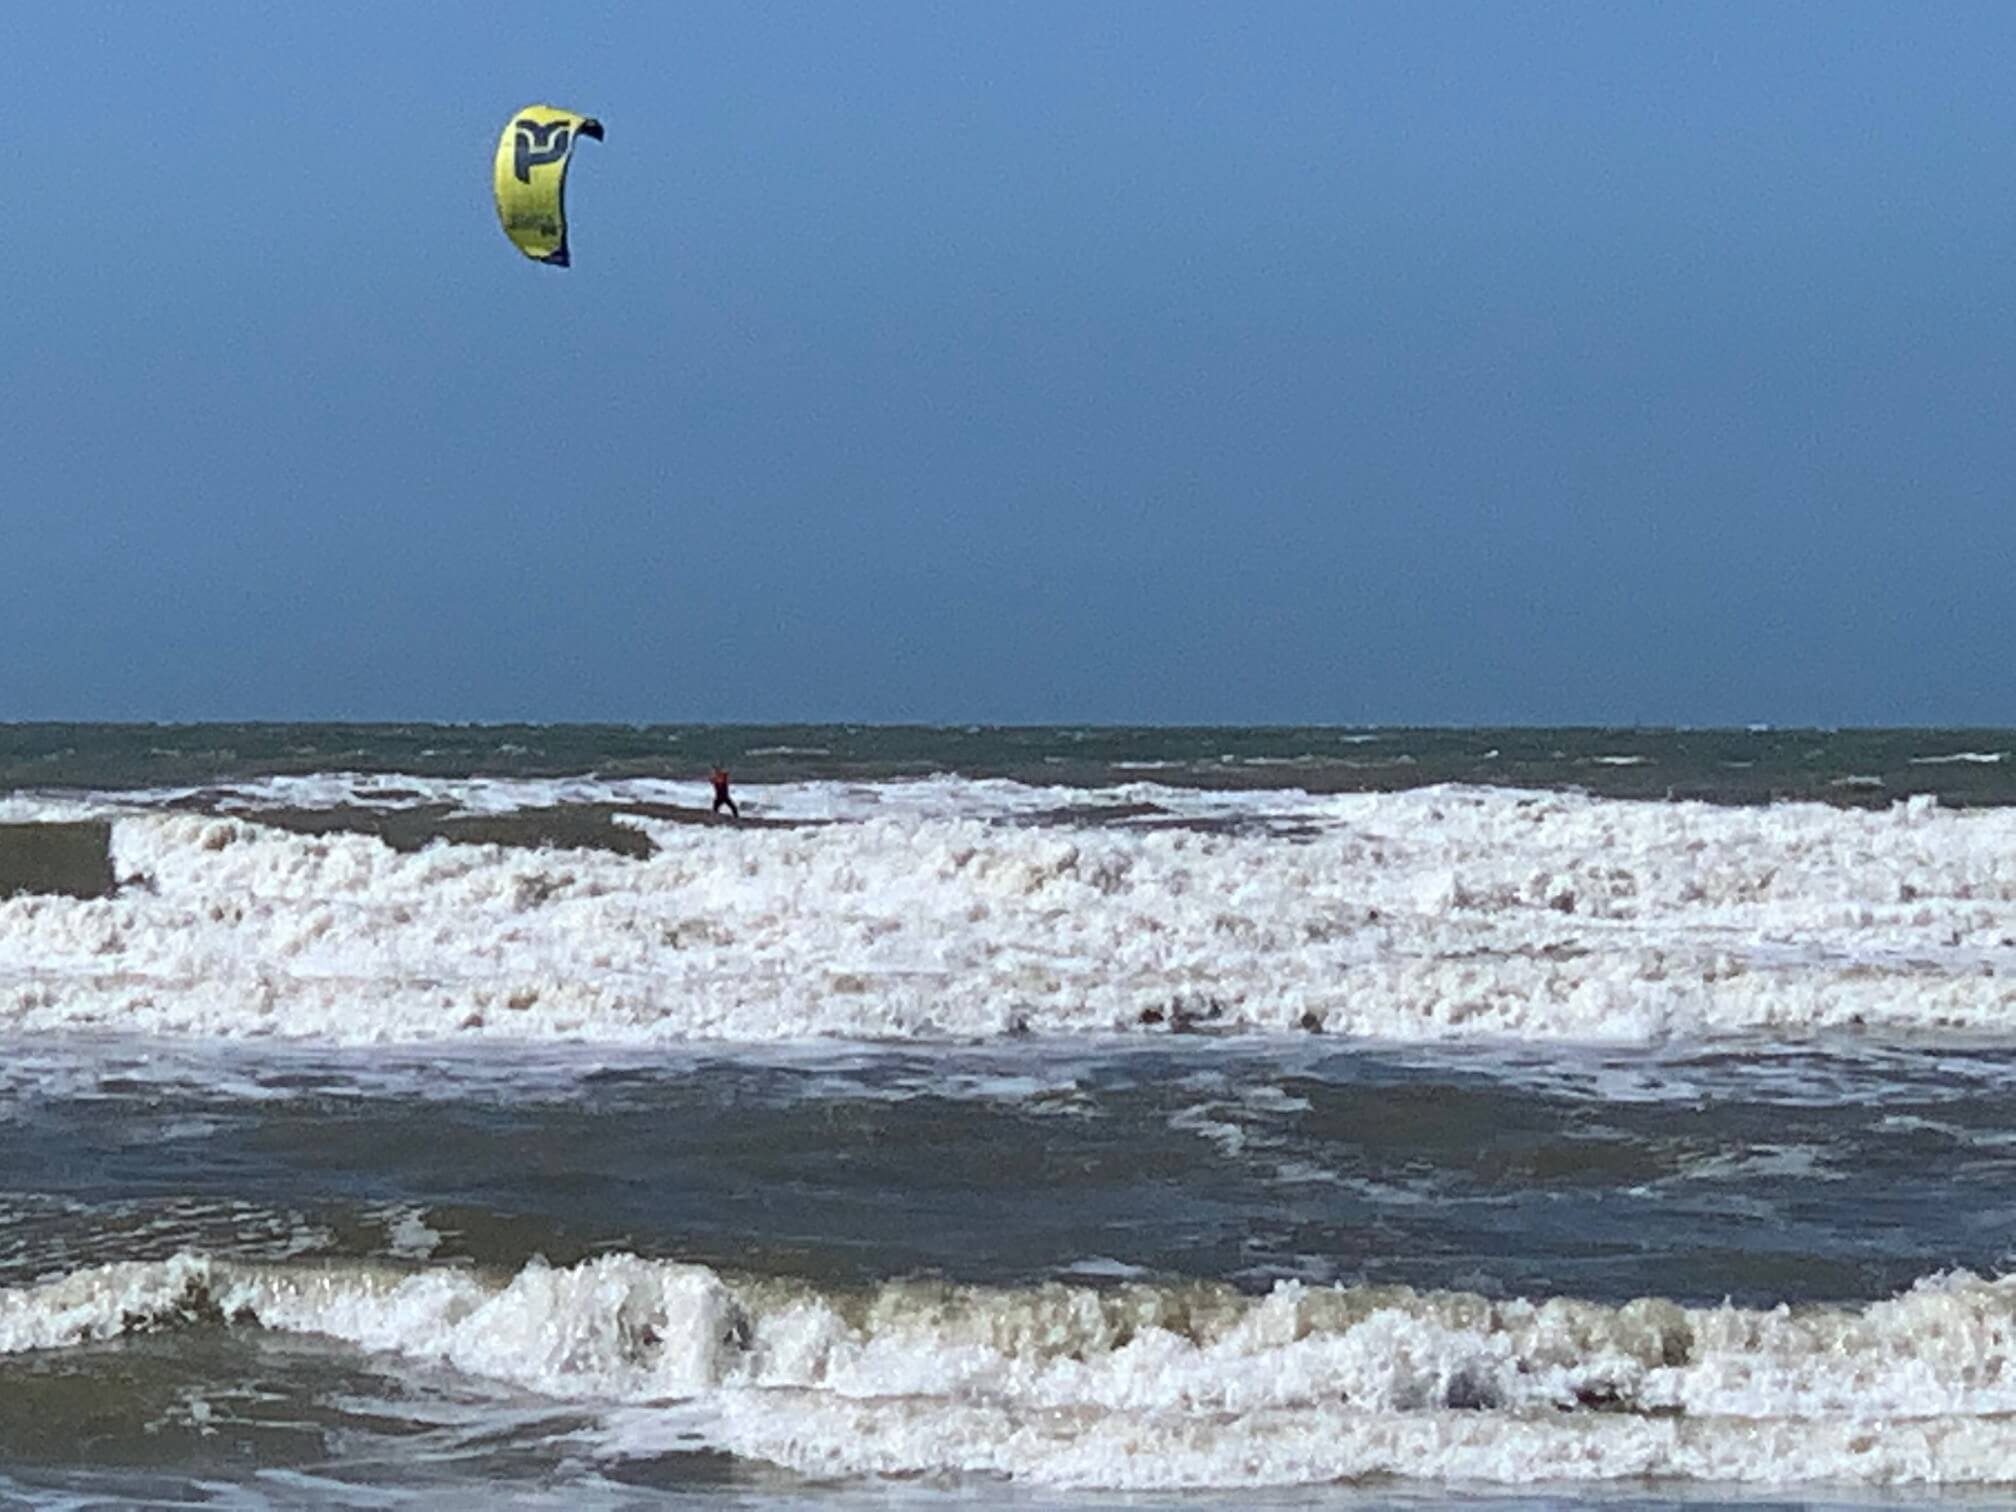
[4,722,2014,805]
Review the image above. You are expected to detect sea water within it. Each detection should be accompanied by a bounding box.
[2,724,2015,1507]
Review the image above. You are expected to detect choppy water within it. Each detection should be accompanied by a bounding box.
[4,725,2016,1506]
[4,721,2015,805]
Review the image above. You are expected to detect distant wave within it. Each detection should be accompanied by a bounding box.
[9,724,2016,806]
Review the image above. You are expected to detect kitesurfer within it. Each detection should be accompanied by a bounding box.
[710,765,739,819]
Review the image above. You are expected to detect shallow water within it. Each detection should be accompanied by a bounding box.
[4,1039,2016,1502]
[6,1038,2015,1305]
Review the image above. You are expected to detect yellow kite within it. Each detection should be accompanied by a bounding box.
[492,105,604,267]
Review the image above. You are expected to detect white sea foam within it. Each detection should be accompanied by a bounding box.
[7,1254,2016,1489]
[2,781,2015,1046]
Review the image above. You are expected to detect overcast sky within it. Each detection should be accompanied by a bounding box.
[5,2,2013,725]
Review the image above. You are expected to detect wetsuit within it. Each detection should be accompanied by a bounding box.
[711,769,739,819]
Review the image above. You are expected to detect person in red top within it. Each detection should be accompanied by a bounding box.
[710,765,739,819]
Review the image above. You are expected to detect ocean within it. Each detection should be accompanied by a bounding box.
[3,723,2016,1508]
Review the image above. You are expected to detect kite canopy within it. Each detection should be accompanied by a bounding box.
[492,105,604,267]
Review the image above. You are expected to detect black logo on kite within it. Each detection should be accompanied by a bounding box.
[513,119,572,182]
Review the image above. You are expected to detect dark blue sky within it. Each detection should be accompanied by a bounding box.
[6,3,2014,724]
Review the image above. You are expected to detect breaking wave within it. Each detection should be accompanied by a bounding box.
[7,1253,2016,1489]
[2,779,2015,1046]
